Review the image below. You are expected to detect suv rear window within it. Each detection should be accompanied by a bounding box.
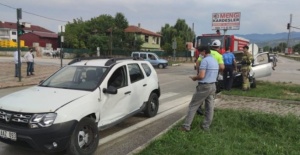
[128,63,144,83]
[141,63,152,76]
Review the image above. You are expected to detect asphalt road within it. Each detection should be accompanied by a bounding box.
[0,55,299,155]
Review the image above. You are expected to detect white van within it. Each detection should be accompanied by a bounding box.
[131,52,168,69]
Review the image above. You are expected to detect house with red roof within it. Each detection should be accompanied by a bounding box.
[0,21,58,49]
[125,24,161,51]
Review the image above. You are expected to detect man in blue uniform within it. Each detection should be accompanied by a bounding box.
[181,46,219,131]
[222,47,237,90]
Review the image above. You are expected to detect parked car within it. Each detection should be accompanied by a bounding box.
[217,52,273,92]
[131,51,168,69]
[0,57,160,154]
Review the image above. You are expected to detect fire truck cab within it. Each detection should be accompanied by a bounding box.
[195,33,249,54]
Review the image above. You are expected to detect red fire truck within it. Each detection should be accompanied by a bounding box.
[195,32,249,54]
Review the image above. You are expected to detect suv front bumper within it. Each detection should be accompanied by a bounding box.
[0,120,77,153]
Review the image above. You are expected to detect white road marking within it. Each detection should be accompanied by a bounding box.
[99,95,192,146]
[159,92,179,100]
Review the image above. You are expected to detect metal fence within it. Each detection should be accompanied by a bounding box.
[0,47,194,59]
[0,47,29,51]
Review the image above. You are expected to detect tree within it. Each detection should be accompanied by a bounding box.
[276,42,287,52]
[263,46,270,52]
[64,13,139,54]
[161,43,172,55]
[160,19,195,52]
[64,18,88,48]
[293,43,300,52]
[112,13,129,49]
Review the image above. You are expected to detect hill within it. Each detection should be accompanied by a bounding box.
[235,31,300,47]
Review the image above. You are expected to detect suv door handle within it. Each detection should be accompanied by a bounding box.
[124,91,131,95]
[143,84,147,87]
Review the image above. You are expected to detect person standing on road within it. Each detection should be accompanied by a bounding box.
[181,46,219,131]
[241,45,254,91]
[14,50,21,77]
[222,47,237,91]
[272,55,277,70]
[24,48,34,76]
[196,40,224,115]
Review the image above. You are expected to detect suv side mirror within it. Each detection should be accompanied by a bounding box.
[103,86,118,94]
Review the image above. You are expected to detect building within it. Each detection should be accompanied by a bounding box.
[20,32,58,49]
[125,24,161,51]
[0,21,58,49]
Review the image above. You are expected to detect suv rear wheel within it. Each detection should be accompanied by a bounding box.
[67,117,99,155]
[144,93,159,117]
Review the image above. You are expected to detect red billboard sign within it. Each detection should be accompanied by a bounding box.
[212,12,241,30]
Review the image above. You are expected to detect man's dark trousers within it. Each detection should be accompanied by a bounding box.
[223,65,234,90]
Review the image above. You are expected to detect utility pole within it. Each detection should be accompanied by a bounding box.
[287,14,292,54]
[110,30,112,56]
[16,8,22,82]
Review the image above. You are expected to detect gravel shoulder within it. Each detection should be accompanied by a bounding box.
[216,94,300,116]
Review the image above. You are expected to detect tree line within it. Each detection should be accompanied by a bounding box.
[263,42,300,53]
[63,12,195,56]
[64,12,300,56]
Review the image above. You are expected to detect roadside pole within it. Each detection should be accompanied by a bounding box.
[287,14,292,54]
[97,47,100,57]
[172,39,177,61]
[16,8,22,82]
[59,25,65,67]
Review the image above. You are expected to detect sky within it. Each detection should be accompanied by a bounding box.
[1,0,299,36]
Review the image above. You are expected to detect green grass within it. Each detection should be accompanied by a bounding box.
[136,81,300,155]
[137,109,300,155]
[221,81,300,101]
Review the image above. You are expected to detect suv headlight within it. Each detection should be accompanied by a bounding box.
[29,113,57,128]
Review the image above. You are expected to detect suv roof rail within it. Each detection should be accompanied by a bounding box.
[104,57,144,66]
[68,57,145,66]
[68,56,112,65]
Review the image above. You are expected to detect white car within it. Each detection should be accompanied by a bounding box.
[217,52,273,92]
[0,57,160,154]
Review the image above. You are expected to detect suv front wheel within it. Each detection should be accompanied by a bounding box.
[144,93,159,117]
[67,117,99,155]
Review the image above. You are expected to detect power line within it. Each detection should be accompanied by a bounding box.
[0,2,68,23]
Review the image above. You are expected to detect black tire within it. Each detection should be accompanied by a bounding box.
[158,64,164,69]
[67,117,99,155]
[144,93,159,117]
[250,78,256,88]
[215,81,222,94]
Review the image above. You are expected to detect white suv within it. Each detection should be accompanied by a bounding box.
[0,57,160,154]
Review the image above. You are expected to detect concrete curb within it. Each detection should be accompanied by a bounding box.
[171,63,181,66]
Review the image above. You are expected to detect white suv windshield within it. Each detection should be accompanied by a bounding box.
[40,66,107,90]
